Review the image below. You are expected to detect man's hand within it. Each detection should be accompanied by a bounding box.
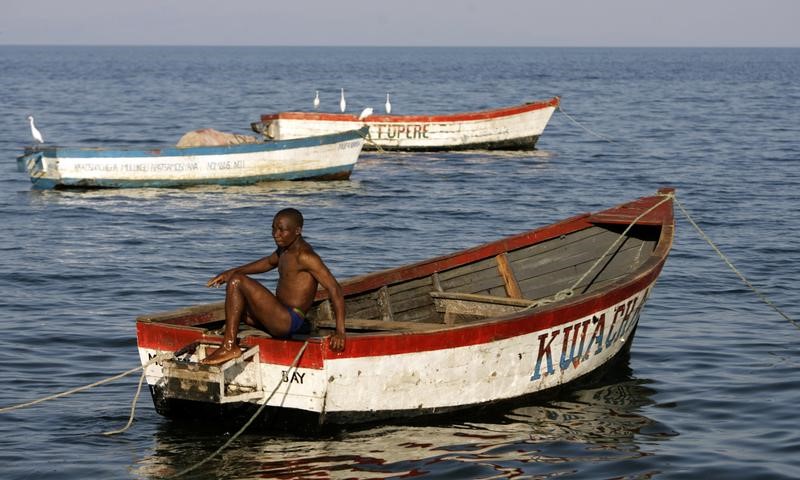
[207,270,231,288]
[329,331,346,352]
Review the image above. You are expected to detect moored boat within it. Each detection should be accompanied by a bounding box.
[251,97,560,151]
[16,127,368,189]
[136,188,675,425]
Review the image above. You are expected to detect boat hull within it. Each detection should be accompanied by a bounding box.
[254,97,559,151]
[136,189,674,425]
[138,280,655,423]
[17,128,367,189]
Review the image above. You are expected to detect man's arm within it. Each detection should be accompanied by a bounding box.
[207,251,279,287]
[301,252,346,352]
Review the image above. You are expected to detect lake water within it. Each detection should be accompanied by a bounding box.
[0,46,798,479]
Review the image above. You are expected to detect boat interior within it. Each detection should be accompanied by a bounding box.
[142,222,662,337]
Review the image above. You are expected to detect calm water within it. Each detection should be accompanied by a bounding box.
[1,46,799,479]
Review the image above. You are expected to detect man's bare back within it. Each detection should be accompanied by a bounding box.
[202,208,346,365]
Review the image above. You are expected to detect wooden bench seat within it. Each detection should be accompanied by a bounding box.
[429,291,536,321]
[315,317,443,332]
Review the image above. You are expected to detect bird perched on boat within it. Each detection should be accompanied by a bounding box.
[385,93,392,114]
[358,107,373,121]
[313,90,320,110]
[27,115,44,144]
[339,88,346,113]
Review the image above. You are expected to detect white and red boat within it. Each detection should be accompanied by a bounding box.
[136,188,674,425]
[251,97,560,151]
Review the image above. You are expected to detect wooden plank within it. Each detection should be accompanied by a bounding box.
[429,291,536,307]
[315,317,442,332]
[495,252,523,299]
[431,272,443,292]
[138,301,224,324]
[432,298,525,318]
[377,286,394,322]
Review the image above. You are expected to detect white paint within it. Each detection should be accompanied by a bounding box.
[268,103,557,150]
[25,135,365,187]
[139,281,653,416]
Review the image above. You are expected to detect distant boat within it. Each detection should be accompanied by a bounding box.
[16,127,368,189]
[252,96,560,151]
[136,188,675,425]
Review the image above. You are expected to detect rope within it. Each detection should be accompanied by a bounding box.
[356,128,385,153]
[570,192,674,294]
[557,104,617,144]
[102,367,149,436]
[525,192,674,310]
[674,196,797,329]
[0,353,172,414]
[168,340,310,479]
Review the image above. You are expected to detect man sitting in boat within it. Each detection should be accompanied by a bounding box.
[202,208,346,365]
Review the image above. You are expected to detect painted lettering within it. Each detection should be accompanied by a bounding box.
[530,288,650,384]
[281,370,305,384]
[583,313,606,359]
[373,124,430,140]
[531,331,560,380]
[559,318,592,370]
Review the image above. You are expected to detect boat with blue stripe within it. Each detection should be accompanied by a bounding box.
[17,126,368,189]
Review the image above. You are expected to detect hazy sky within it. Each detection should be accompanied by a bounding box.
[2,0,799,47]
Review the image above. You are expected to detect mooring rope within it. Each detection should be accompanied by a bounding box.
[102,365,150,436]
[524,191,674,310]
[356,128,385,153]
[168,340,310,479]
[0,353,172,415]
[557,104,617,144]
[674,196,797,329]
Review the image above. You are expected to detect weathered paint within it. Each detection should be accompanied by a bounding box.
[255,97,559,151]
[137,282,652,415]
[18,127,367,189]
[136,189,675,422]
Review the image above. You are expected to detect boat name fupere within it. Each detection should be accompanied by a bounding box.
[372,124,429,140]
[530,287,650,381]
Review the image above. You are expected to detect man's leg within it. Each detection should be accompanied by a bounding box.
[202,273,291,365]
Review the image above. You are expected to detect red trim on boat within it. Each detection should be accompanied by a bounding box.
[260,97,560,124]
[137,189,673,369]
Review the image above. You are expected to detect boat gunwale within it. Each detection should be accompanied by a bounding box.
[136,190,674,367]
[259,97,560,124]
[19,126,369,159]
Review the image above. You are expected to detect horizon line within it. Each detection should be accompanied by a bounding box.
[1,43,799,49]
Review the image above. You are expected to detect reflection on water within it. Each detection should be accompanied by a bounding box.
[133,358,674,479]
[24,179,364,207]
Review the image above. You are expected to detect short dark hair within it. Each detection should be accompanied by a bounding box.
[275,208,303,228]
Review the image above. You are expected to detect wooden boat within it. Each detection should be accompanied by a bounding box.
[136,188,674,425]
[16,127,368,189]
[251,97,560,151]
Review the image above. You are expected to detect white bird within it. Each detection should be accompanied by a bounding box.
[313,90,320,110]
[27,115,44,144]
[339,88,346,113]
[358,107,373,121]
[385,93,392,114]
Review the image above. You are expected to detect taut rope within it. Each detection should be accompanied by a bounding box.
[0,353,172,415]
[674,196,796,329]
[524,191,674,309]
[557,104,617,144]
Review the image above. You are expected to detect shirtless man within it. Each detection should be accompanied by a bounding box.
[201,208,346,365]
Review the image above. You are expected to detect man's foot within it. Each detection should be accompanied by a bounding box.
[201,340,242,365]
